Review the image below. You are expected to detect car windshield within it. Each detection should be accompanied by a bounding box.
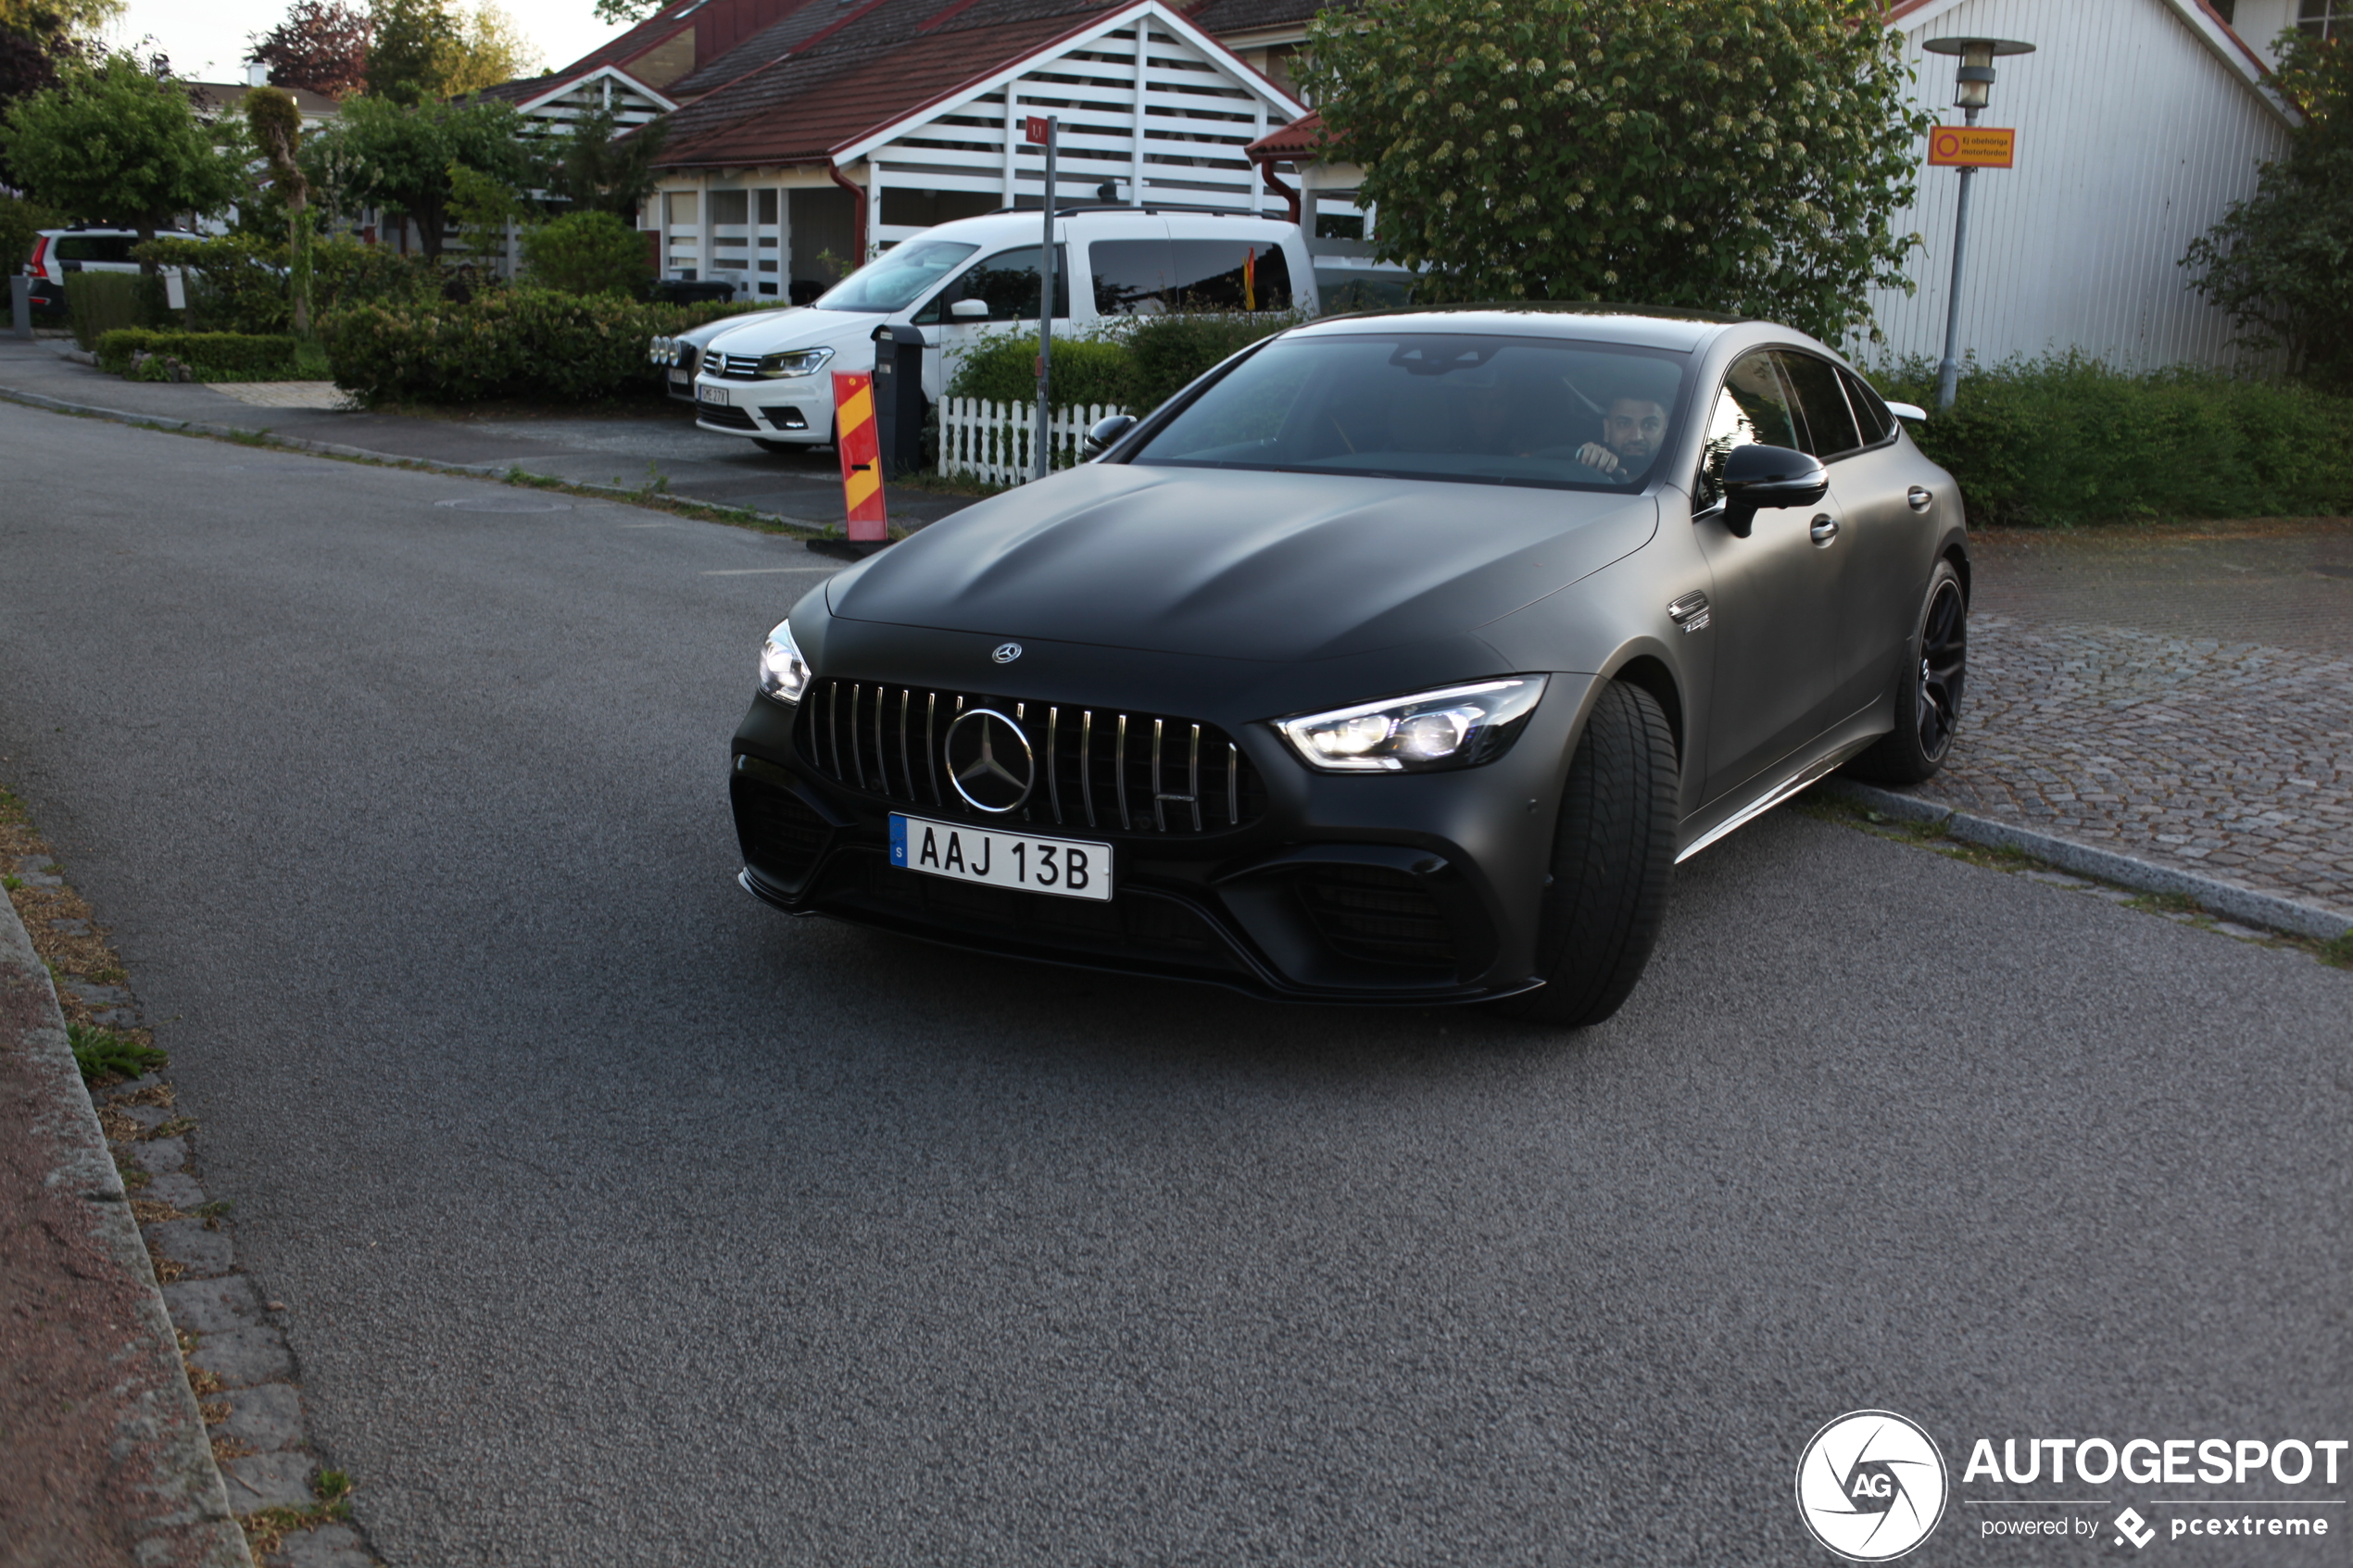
[1128,332,1691,491]
[812,241,980,314]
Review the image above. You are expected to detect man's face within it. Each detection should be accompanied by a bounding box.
[1603,398,1667,464]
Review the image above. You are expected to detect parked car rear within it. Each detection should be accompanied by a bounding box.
[19,226,205,313]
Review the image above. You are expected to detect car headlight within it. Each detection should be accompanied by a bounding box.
[1275,677,1548,772]
[758,619,813,703]
[757,347,834,380]
[649,335,671,365]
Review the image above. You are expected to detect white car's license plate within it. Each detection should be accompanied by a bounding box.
[889,814,1112,901]
[697,383,729,406]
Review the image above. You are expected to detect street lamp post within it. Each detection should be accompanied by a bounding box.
[1923,36,2033,410]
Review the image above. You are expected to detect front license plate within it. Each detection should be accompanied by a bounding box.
[697,383,729,406]
[669,369,691,387]
[889,814,1112,902]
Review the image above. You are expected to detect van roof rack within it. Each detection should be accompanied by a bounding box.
[983,204,1280,220]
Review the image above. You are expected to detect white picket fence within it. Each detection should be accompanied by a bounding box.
[938,398,1128,487]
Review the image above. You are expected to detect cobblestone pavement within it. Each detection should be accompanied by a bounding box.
[1917,519,2353,918]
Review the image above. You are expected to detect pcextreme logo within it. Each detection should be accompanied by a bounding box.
[1796,1410,1952,1561]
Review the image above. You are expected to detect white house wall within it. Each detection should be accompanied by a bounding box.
[862,15,1294,247]
[1863,0,2291,372]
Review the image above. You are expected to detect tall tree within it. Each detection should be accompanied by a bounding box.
[249,0,371,97]
[246,83,314,330]
[300,92,529,258]
[0,0,117,178]
[2183,32,2352,390]
[545,109,665,217]
[439,2,540,95]
[365,0,454,103]
[590,0,658,25]
[1298,0,1932,344]
[0,52,243,250]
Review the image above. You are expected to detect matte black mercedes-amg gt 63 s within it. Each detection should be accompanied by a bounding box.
[728,306,1968,1024]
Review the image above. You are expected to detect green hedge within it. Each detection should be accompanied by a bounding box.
[1872,354,2353,526]
[322,285,770,405]
[135,235,292,334]
[67,270,165,348]
[95,329,303,379]
[945,310,1305,415]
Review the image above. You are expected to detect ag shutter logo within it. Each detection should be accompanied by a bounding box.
[1796,1410,1950,1561]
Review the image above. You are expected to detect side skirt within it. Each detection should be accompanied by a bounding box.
[1674,728,1880,865]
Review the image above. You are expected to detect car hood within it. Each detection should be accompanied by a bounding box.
[691,307,798,347]
[827,465,1658,663]
[706,307,883,356]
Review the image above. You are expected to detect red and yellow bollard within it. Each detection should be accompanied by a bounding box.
[832,370,888,543]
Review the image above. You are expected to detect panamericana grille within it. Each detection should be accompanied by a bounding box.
[715,353,766,380]
[698,402,758,430]
[1297,865,1456,968]
[799,677,1263,835]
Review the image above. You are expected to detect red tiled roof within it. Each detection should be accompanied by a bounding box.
[1244,107,1323,159]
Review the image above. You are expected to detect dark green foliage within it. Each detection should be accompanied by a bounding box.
[1871,353,2353,527]
[310,233,442,315]
[65,268,160,347]
[945,313,1301,415]
[946,332,1133,408]
[545,111,668,220]
[2182,33,2352,391]
[366,0,458,105]
[0,191,59,279]
[522,210,651,297]
[95,328,303,378]
[137,234,291,333]
[1117,311,1300,413]
[0,53,245,247]
[300,95,532,261]
[322,287,768,404]
[1299,0,1931,343]
[68,1021,167,1085]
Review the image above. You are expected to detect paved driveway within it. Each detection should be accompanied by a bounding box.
[0,406,2344,1565]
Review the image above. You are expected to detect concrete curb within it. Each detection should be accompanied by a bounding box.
[0,880,254,1566]
[1816,779,2353,943]
[0,383,837,535]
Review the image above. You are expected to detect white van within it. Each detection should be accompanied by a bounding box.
[685,207,1315,450]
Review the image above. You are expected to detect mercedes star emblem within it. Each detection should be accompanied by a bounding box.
[992,642,1023,664]
[942,708,1036,813]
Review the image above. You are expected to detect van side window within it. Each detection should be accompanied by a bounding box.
[1088,239,1291,315]
[912,245,1069,324]
[1692,351,1801,510]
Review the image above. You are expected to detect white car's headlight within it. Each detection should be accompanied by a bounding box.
[757,347,834,380]
[758,619,813,704]
[1276,677,1548,772]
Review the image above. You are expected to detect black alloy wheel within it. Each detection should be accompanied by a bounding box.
[1846,558,1968,784]
[1486,679,1679,1028]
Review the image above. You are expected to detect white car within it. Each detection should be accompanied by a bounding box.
[20,226,205,314]
[686,207,1316,450]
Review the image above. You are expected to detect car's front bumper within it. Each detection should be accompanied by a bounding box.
[692,373,829,442]
[727,665,1596,1006]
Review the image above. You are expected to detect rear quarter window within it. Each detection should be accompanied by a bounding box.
[54,236,134,263]
[1088,238,1291,314]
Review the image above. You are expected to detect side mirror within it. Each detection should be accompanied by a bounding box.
[949,298,989,320]
[1083,414,1138,458]
[1884,400,1928,424]
[1719,444,1829,538]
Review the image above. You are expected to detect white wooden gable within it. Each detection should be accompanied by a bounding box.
[837,2,1309,246]
[516,67,676,133]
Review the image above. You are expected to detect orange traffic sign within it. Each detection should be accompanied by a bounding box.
[1928,126,2016,168]
[832,370,888,541]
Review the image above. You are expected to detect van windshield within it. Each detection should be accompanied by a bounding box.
[1127,333,1691,492]
[812,241,978,314]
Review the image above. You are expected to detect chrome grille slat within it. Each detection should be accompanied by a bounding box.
[797,679,1257,838]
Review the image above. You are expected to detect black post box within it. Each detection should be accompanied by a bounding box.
[870,322,929,478]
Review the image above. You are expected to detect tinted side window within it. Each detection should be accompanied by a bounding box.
[913,245,1069,324]
[1776,351,1861,460]
[1694,351,1802,508]
[55,236,133,262]
[1839,366,1896,445]
[1089,238,1292,314]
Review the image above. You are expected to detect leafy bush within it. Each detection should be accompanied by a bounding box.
[136,234,292,334]
[95,329,304,379]
[522,209,651,297]
[1870,353,2353,526]
[310,235,442,316]
[322,286,767,405]
[945,311,1304,415]
[946,332,1133,408]
[66,270,163,348]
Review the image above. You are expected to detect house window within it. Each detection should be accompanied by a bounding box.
[2300,0,2347,36]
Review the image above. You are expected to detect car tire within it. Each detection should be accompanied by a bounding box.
[1844,558,1967,785]
[1487,679,1678,1028]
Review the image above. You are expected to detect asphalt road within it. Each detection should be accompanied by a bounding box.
[2,403,2346,1566]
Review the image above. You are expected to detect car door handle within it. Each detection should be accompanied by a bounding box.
[1906,486,1933,512]
[1809,514,1840,546]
